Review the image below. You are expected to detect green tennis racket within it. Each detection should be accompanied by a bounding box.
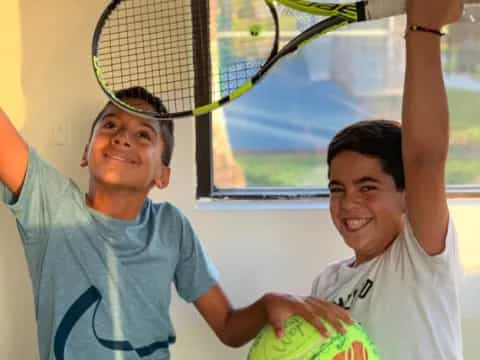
[92,0,479,120]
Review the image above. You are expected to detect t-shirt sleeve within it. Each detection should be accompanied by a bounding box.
[311,273,324,297]
[173,211,219,303]
[1,146,71,294]
[311,260,343,298]
[392,215,462,283]
[1,146,70,242]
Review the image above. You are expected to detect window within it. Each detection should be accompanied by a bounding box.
[196,2,480,199]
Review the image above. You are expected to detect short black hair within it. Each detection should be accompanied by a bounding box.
[327,120,404,191]
[89,87,174,166]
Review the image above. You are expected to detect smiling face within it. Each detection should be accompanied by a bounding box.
[82,99,170,193]
[328,150,405,265]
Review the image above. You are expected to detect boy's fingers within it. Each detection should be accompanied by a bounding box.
[269,317,286,338]
[306,298,353,324]
[274,326,285,338]
[311,318,330,338]
[304,298,355,334]
[324,314,347,335]
[333,306,354,325]
[298,308,332,338]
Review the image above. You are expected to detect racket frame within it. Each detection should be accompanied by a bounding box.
[90,0,371,120]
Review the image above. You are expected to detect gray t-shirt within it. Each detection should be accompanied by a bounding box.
[0,147,219,360]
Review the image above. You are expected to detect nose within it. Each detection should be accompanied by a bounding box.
[341,189,362,211]
[112,127,131,147]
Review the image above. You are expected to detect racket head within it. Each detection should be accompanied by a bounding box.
[92,0,279,119]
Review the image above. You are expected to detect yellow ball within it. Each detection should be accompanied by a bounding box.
[247,316,380,360]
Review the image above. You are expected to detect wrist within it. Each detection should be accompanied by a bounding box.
[404,25,445,38]
[259,293,272,320]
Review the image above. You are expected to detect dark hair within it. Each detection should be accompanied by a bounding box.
[327,120,404,191]
[89,87,174,166]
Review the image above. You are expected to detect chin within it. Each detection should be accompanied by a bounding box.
[343,236,371,252]
[95,174,142,189]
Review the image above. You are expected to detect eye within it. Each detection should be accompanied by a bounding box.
[329,186,343,194]
[360,185,377,192]
[102,120,116,129]
[137,130,152,141]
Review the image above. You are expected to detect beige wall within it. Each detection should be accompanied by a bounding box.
[0,1,478,359]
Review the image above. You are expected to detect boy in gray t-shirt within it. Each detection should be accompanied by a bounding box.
[0,87,351,359]
[310,0,464,358]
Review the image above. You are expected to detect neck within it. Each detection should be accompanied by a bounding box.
[352,236,400,267]
[86,183,148,220]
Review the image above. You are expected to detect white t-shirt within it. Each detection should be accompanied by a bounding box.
[311,217,463,360]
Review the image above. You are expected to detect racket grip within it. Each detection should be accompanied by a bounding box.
[366,0,480,20]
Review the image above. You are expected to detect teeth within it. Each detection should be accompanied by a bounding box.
[109,154,130,163]
[345,219,369,231]
[111,155,127,161]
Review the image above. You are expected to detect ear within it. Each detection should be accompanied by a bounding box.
[80,145,89,168]
[153,166,171,189]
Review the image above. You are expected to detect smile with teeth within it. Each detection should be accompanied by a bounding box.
[105,153,135,164]
[343,218,371,231]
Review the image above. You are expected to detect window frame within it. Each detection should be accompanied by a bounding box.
[193,1,480,201]
[195,117,480,200]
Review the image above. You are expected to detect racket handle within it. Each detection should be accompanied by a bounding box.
[366,0,480,21]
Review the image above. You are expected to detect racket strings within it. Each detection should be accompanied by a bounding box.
[96,0,277,114]
[210,0,277,97]
[97,0,197,113]
[276,4,317,33]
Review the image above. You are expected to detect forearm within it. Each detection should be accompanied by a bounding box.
[217,294,268,347]
[402,32,449,163]
[196,285,352,348]
[399,2,458,253]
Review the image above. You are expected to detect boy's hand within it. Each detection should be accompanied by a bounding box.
[262,292,353,338]
[407,0,463,29]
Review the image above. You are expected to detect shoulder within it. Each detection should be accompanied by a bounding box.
[311,257,353,295]
[149,200,186,221]
[384,215,461,282]
[147,201,195,234]
[399,215,458,258]
[17,146,78,202]
[28,146,76,187]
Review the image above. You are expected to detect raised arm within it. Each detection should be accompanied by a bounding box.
[402,0,463,255]
[0,107,29,195]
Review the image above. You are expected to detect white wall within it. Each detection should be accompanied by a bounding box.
[0,1,478,359]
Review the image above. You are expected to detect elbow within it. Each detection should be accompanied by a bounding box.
[224,340,245,348]
[218,333,248,348]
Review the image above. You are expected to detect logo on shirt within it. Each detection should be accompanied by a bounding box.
[53,286,175,359]
[334,279,374,310]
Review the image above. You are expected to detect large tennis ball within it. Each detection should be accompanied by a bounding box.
[247,316,379,360]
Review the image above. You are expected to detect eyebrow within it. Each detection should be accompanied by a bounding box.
[99,112,118,122]
[328,176,381,188]
[354,176,381,185]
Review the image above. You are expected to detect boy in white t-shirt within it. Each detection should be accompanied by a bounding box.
[311,0,464,358]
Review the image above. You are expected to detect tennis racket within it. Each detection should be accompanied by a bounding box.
[92,0,480,120]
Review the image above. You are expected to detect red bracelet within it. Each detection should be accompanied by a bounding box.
[405,25,445,38]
